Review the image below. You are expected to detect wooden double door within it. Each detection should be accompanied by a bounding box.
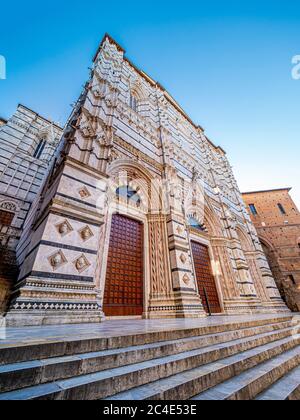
[191,241,222,314]
[103,214,144,317]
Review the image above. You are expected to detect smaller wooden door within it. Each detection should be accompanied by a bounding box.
[103,214,144,317]
[191,241,221,314]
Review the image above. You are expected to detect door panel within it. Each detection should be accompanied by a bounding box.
[103,214,144,316]
[191,241,221,314]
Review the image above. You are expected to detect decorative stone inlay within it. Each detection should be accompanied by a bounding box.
[183,274,190,286]
[74,254,91,274]
[11,301,100,311]
[0,201,17,212]
[78,186,91,199]
[56,220,73,237]
[48,250,68,271]
[176,225,183,235]
[79,225,94,242]
[180,253,187,264]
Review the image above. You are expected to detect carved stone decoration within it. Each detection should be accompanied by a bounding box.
[4,35,290,328]
[176,225,183,235]
[78,112,94,138]
[48,250,68,271]
[79,226,94,242]
[78,186,91,199]
[56,220,73,237]
[74,254,91,274]
[180,253,187,264]
[183,274,190,286]
[95,124,107,145]
[0,201,17,212]
[225,209,237,230]
[148,215,173,296]
[91,71,107,99]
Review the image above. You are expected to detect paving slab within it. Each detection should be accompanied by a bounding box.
[0,314,297,348]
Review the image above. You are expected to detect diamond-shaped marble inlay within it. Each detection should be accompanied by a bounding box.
[74,254,91,274]
[79,225,94,242]
[180,253,187,264]
[183,274,190,286]
[56,220,73,237]
[176,225,183,235]
[78,186,91,199]
[48,250,68,271]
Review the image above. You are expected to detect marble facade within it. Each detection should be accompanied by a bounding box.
[4,35,289,326]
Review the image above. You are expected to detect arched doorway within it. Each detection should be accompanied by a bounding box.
[260,238,283,294]
[103,214,144,317]
[191,241,221,314]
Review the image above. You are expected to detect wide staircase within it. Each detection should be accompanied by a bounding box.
[0,315,299,400]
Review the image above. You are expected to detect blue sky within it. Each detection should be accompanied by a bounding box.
[0,0,299,206]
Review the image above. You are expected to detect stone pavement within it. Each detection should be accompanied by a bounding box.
[1,313,298,348]
[0,313,299,400]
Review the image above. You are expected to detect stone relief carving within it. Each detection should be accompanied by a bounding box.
[176,225,184,235]
[183,274,190,286]
[180,253,187,264]
[56,220,73,237]
[79,226,94,242]
[74,254,91,274]
[48,250,68,271]
[78,186,91,199]
[0,201,17,212]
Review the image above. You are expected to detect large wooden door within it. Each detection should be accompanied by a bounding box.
[103,214,144,317]
[191,241,221,314]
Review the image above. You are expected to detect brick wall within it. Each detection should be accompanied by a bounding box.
[243,188,300,311]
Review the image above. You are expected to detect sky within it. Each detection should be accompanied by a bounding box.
[0,0,299,207]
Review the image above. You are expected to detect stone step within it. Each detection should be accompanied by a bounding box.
[2,328,297,401]
[191,345,300,400]
[0,320,294,393]
[256,365,300,400]
[0,316,293,366]
[103,335,300,401]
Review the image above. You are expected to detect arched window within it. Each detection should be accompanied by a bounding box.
[33,138,47,159]
[188,216,205,231]
[288,274,296,285]
[116,186,141,207]
[129,94,138,112]
[277,203,286,215]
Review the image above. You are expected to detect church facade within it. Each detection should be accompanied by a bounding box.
[0,105,62,314]
[4,35,288,326]
[0,104,62,250]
